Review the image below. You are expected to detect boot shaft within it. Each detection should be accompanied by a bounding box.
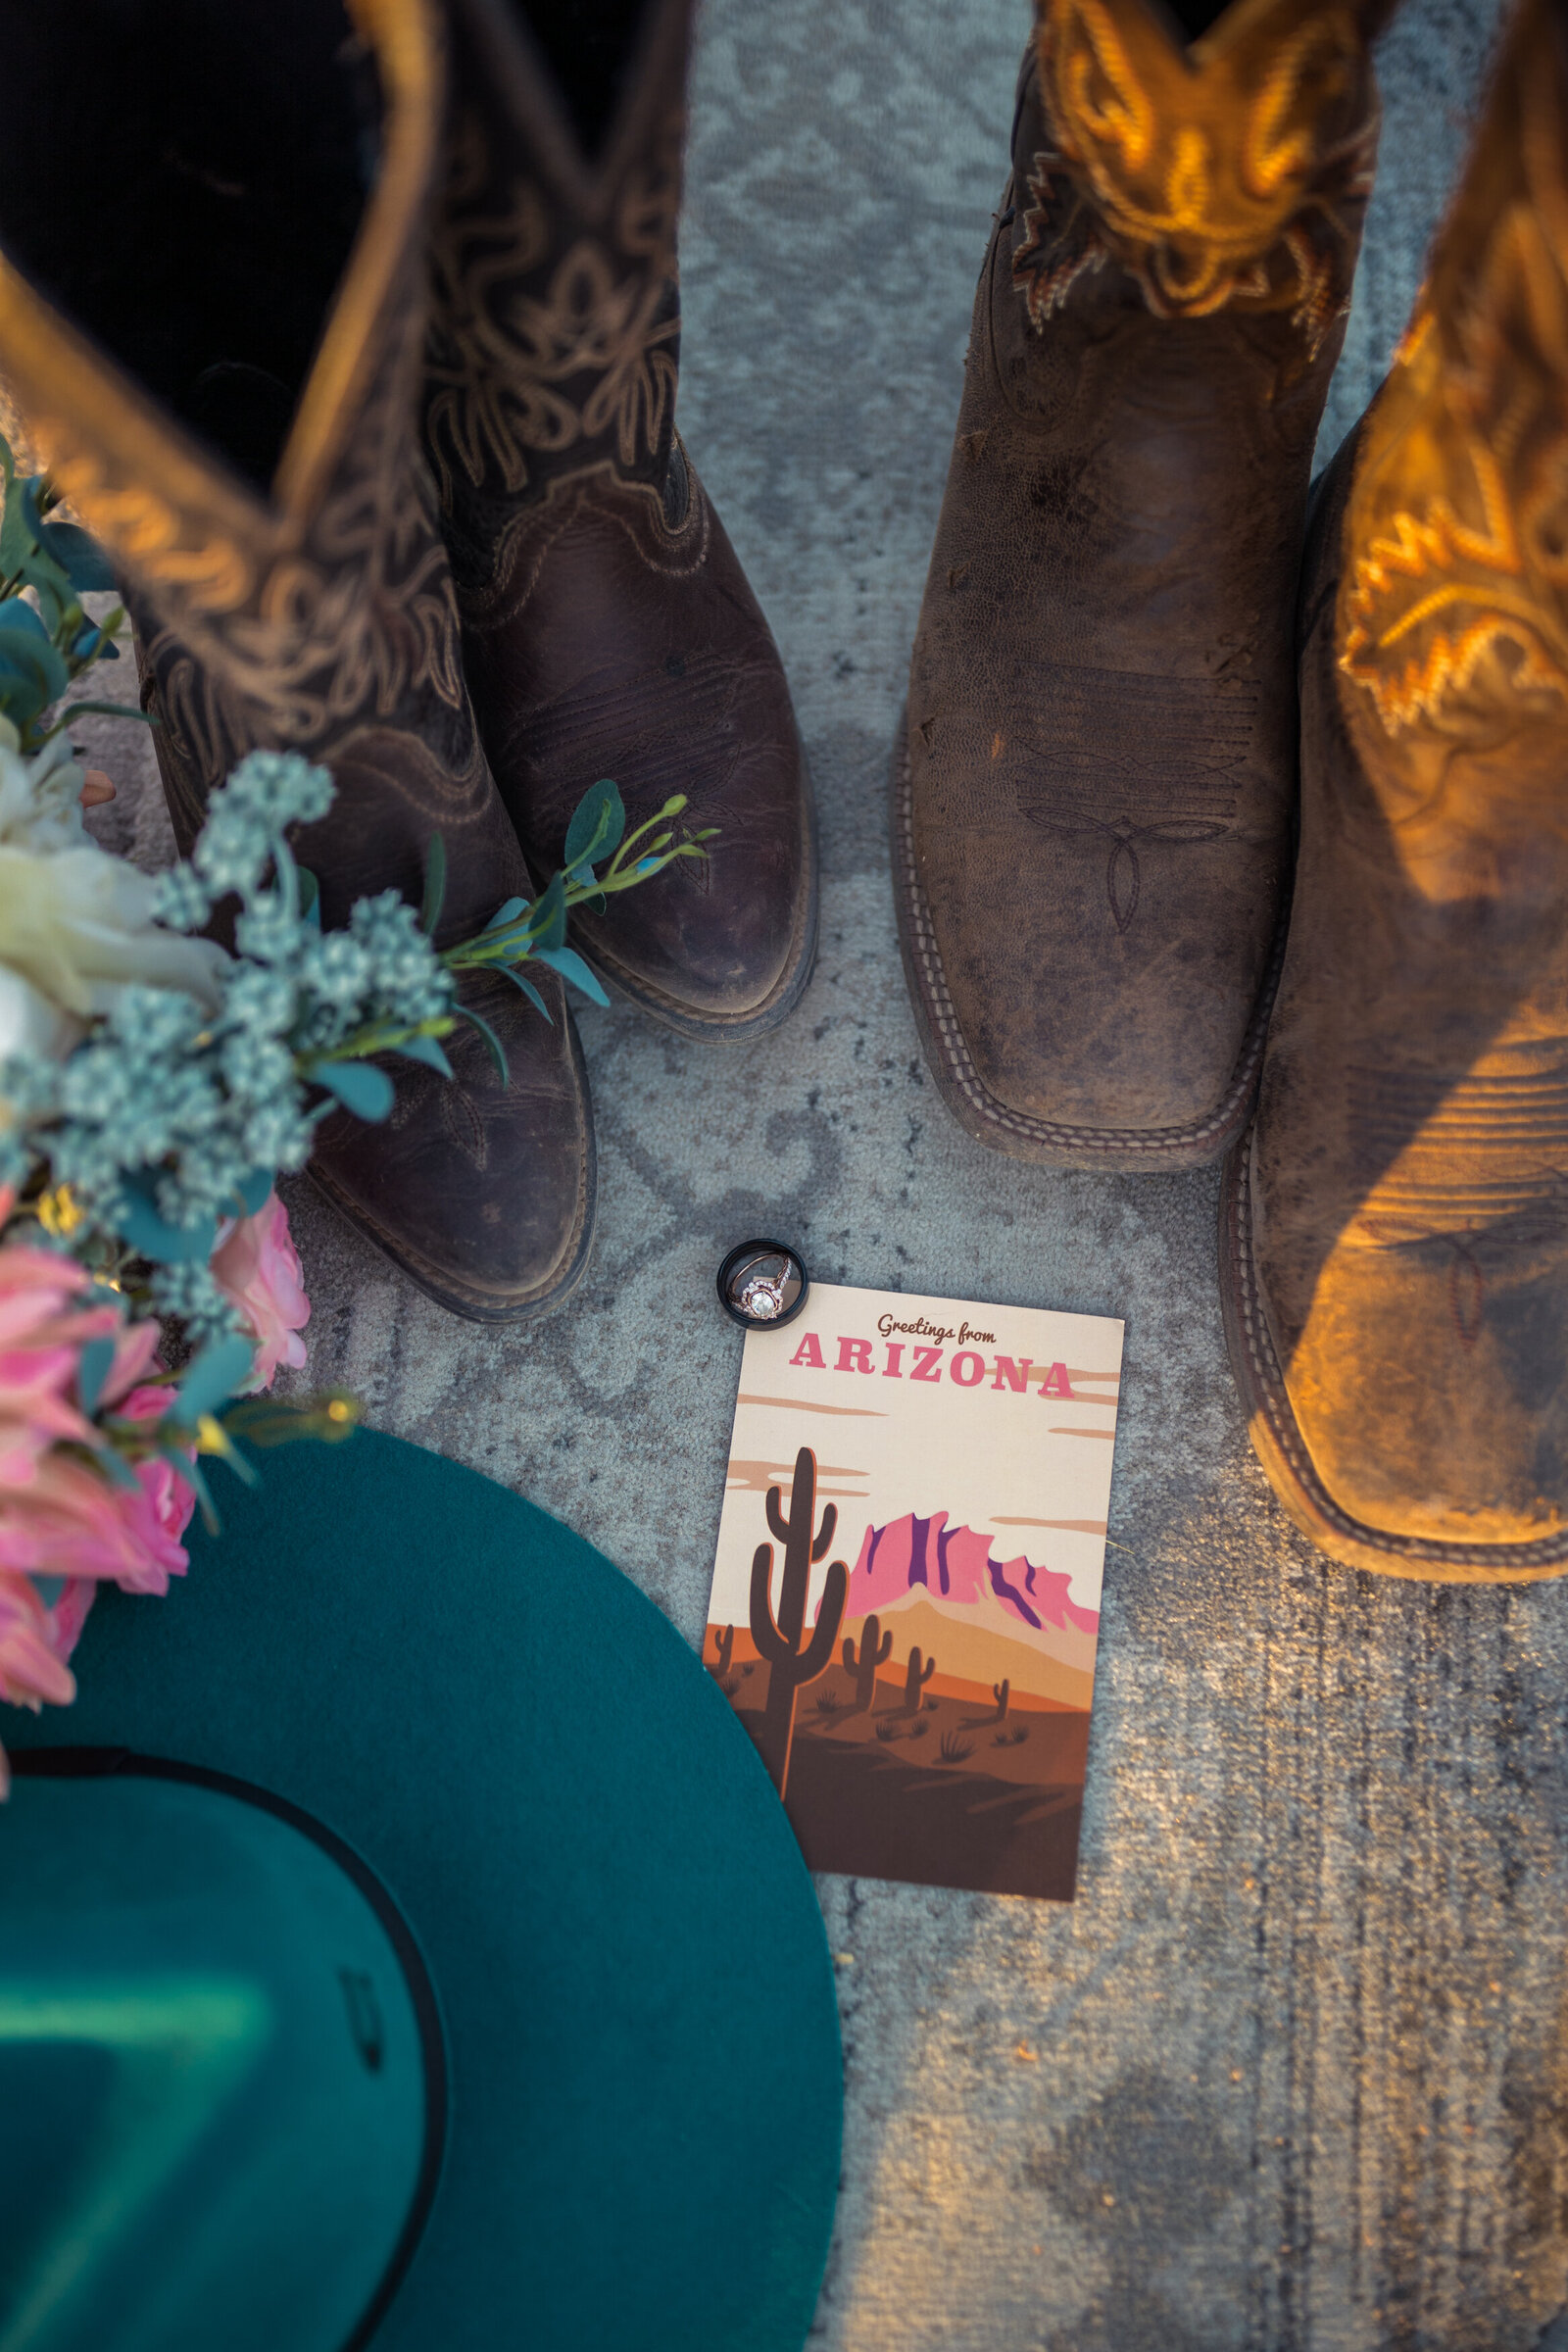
[0,0,438,659]
[0,0,530,936]
[1337,0,1568,862]
[1016,0,1382,351]
[422,0,692,592]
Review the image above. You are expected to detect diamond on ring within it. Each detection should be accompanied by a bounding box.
[739,1271,786,1320]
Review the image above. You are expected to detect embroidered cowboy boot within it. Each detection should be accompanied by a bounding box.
[1222,0,1568,1577]
[420,0,817,1038]
[896,0,1383,1165]
[0,0,595,1322]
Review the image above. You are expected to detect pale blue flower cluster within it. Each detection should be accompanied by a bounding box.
[1,751,455,1339]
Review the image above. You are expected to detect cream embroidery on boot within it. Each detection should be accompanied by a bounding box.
[422,105,684,509]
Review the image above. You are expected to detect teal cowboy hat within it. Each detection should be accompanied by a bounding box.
[0,1429,843,2352]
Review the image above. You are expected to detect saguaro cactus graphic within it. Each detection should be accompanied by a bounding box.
[965,1677,1012,1730]
[710,1625,735,1679]
[750,1446,849,1798]
[842,1613,892,1712]
[899,1645,936,1715]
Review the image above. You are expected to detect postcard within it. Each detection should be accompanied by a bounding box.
[705,1281,1123,1900]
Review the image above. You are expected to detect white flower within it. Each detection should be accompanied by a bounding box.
[0,719,89,855]
[0,964,79,1061]
[0,716,228,1024]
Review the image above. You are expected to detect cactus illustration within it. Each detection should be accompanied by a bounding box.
[710,1625,735,1679]
[898,1645,936,1715]
[750,1446,849,1799]
[964,1677,1013,1731]
[842,1613,893,1712]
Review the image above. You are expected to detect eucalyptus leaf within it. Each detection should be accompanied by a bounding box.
[39,520,115,591]
[175,1447,220,1535]
[308,1059,396,1122]
[58,699,154,730]
[117,1169,219,1263]
[531,944,611,1007]
[76,1336,117,1420]
[454,1003,511,1085]
[0,481,36,575]
[168,1336,257,1428]
[0,612,68,707]
[297,866,319,929]
[564,777,624,871]
[224,1393,359,1448]
[0,599,53,645]
[233,1166,275,1216]
[394,1034,455,1078]
[201,1420,260,1486]
[24,562,74,635]
[528,869,566,954]
[485,896,527,932]
[0,657,48,731]
[496,965,554,1024]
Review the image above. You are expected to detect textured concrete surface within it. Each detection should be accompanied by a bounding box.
[78,1,1568,2344]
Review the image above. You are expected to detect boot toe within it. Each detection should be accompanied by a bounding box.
[902,708,1282,1161]
[309,969,595,1322]
[573,739,816,1030]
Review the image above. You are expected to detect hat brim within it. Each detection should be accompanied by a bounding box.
[4,1429,842,2352]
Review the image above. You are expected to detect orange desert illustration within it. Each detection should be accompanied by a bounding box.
[706,1283,1123,1900]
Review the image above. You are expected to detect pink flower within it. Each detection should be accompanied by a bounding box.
[0,1569,75,1711]
[0,1566,80,1798]
[112,1385,198,1594]
[47,1576,97,1662]
[0,1395,194,1597]
[0,1235,166,1491]
[211,1192,310,1391]
[0,1241,104,1483]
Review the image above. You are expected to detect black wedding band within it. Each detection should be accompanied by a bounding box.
[716,1240,809,1332]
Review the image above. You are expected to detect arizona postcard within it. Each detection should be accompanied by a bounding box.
[706,1281,1123,1900]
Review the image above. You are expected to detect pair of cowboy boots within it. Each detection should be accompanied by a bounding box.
[902,0,1568,1578]
[0,0,814,1321]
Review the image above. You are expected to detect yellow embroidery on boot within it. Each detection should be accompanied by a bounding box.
[1339,3,1568,738]
[1061,0,1155,170]
[1014,0,1376,345]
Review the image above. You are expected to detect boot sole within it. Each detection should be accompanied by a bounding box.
[307,1026,598,1326]
[567,745,820,1044]
[890,712,1281,1170]
[1219,1124,1568,1581]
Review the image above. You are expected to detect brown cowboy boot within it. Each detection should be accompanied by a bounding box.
[1222,0,1568,1577]
[420,0,817,1039]
[896,0,1383,1166]
[0,0,595,1322]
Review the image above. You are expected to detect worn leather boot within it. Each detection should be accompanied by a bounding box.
[1222,0,1568,1577]
[896,0,1383,1165]
[421,0,817,1038]
[0,0,595,1322]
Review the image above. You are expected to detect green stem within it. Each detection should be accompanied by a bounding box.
[298,1013,455,1069]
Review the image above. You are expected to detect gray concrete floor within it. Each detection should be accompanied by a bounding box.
[80,0,1568,2343]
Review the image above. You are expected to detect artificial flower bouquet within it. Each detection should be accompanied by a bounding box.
[0,434,708,1785]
